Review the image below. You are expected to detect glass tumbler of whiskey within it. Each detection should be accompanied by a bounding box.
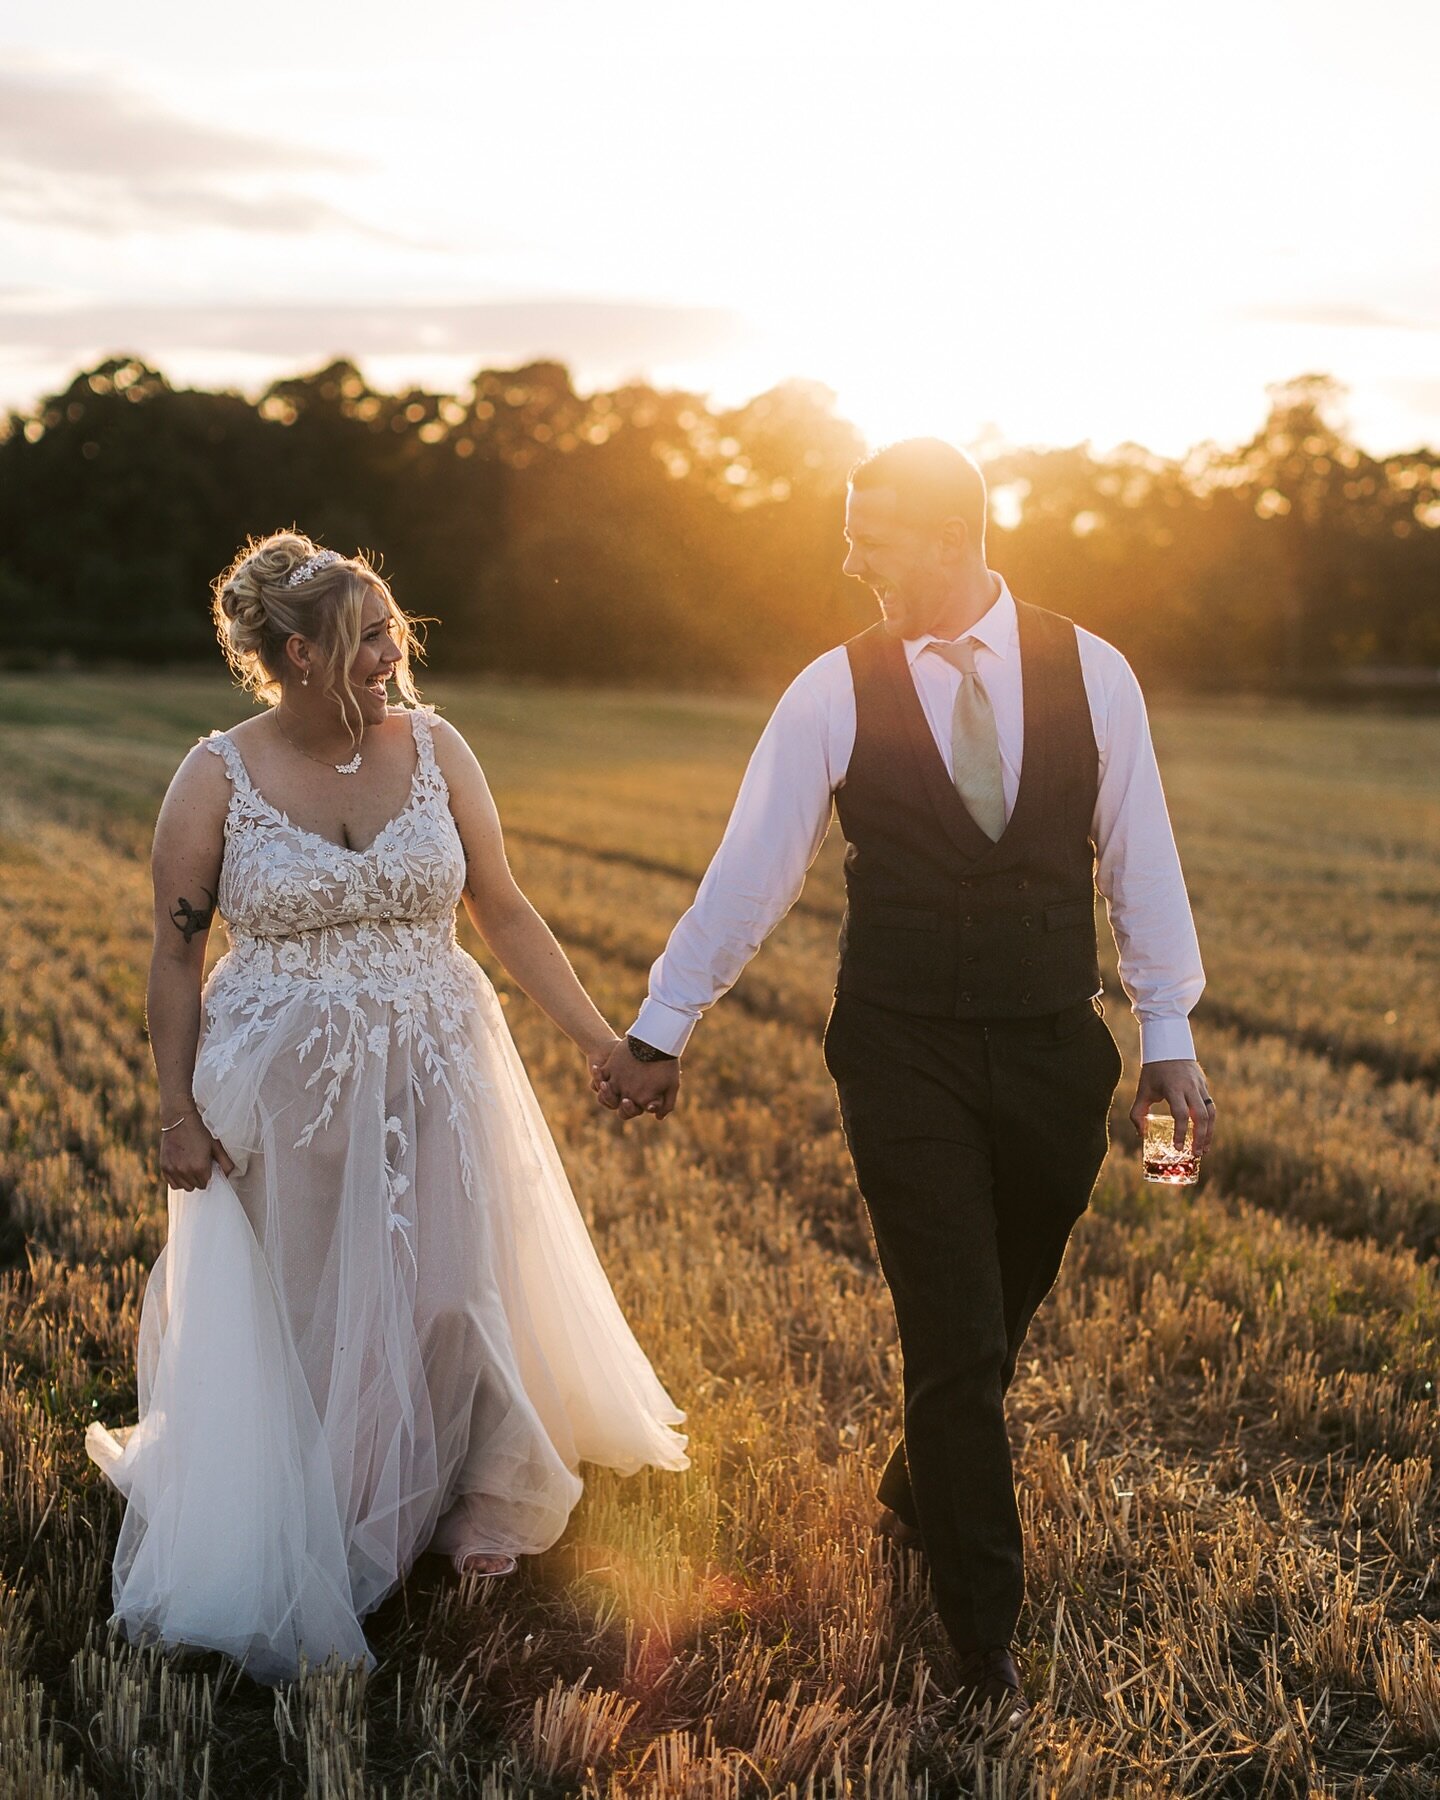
[1143,1110,1201,1185]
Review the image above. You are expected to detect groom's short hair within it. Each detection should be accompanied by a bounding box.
[849,438,987,551]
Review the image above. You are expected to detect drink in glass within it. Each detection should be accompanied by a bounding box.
[1143,1110,1201,1185]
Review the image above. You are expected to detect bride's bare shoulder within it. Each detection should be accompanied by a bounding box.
[425,711,482,767]
[422,713,494,820]
[224,713,272,747]
[161,730,239,816]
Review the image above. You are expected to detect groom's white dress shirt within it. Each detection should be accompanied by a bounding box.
[631,578,1205,1065]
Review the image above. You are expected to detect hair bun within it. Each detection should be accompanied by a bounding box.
[227,531,317,597]
[221,585,266,637]
[217,532,318,646]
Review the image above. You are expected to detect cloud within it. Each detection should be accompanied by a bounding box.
[0,65,383,239]
[0,66,353,181]
[0,167,380,238]
[0,296,750,378]
[1232,300,1439,333]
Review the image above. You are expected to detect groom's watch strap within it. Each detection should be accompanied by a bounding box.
[626,1033,677,1063]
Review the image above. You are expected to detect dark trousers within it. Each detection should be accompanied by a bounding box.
[822,989,1124,1654]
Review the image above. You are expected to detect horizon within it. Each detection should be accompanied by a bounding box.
[12,348,1419,470]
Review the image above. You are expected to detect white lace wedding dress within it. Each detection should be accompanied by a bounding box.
[85,704,688,1683]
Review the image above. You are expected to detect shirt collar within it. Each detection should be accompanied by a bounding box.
[903,575,1017,667]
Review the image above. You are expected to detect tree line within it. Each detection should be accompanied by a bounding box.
[2,359,1436,694]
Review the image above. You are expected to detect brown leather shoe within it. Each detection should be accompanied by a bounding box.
[952,1645,1031,1729]
[874,1506,925,1550]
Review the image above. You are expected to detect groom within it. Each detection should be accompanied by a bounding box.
[591,437,1215,1725]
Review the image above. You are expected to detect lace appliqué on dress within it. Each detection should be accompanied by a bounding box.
[197,707,491,1196]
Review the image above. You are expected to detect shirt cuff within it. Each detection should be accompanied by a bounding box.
[1137,1014,1196,1064]
[629,998,700,1059]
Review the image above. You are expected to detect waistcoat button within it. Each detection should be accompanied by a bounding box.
[961,992,973,1004]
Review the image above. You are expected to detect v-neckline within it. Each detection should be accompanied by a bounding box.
[883,606,1040,862]
[222,710,424,858]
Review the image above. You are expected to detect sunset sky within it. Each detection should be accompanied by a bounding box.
[3,0,1437,457]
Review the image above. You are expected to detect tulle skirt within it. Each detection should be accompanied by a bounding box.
[86,937,688,1684]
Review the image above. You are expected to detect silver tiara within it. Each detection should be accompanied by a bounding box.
[285,550,344,588]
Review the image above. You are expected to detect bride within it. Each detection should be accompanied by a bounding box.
[85,531,688,1684]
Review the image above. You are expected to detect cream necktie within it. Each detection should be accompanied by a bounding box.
[925,638,1006,841]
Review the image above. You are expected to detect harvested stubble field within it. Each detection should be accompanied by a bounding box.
[1,671,1438,1800]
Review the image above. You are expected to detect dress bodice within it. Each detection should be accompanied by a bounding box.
[203,705,466,940]
[196,707,476,1149]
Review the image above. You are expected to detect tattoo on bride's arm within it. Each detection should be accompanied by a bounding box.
[170,886,216,943]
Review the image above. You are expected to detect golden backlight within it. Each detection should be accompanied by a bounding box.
[2,1,1437,454]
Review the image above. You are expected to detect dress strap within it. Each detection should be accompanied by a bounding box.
[407,704,439,776]
[201,730,252,788]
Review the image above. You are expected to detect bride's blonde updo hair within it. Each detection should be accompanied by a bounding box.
[212,530,426,744]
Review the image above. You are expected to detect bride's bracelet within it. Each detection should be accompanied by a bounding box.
[159,1109,198,1133]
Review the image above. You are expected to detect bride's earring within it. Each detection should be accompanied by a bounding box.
[301,672,309,687]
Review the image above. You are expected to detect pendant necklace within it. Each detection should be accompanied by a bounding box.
[275,712,363,775]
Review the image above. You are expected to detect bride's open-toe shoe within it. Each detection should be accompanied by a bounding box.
[451,1549,518,1580]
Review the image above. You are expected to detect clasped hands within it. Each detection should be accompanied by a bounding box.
[589,1037,681,1124]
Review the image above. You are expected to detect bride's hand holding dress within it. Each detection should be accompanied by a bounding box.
[146,736,235,1192]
